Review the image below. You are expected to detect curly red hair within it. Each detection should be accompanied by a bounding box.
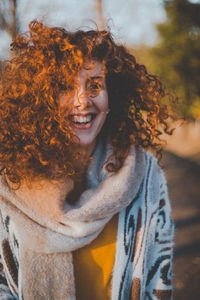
[0,20,172,186]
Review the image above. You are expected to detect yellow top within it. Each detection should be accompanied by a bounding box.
[73,214,118,300]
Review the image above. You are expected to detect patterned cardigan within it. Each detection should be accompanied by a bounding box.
[0,153,174,300]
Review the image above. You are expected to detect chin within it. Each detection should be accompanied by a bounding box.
[79,139,95,148]
[77,136,97,154]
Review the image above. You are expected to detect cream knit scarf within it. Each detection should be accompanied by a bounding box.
[0,141,145,300]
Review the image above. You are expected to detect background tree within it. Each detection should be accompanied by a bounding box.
[0,0,19,41]
[0,0,19,74]
[151,0,200,119]
[96,0,105,30]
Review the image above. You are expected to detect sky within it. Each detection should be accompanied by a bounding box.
[0,0,167,59]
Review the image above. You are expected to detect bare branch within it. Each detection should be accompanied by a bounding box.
[96,0,105,30]
[0,0,18,39]
[10,0,17,39]
[0,1,10,30]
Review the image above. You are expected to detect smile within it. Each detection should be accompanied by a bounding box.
[69,113,97,129]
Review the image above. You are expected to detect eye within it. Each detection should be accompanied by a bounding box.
[90,82,100,90]
[86,78,104,97]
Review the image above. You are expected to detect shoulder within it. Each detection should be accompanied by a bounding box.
[143,150,164,177]
[128,149,171,217]
[143,150,168,196]
[140,151,173,229]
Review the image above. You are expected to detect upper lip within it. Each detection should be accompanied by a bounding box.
[69,112,97,116]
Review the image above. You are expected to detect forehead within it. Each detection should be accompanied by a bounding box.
[79,61,105,79]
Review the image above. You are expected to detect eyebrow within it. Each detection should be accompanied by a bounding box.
[89,76,104,80]
[85,75,106,90]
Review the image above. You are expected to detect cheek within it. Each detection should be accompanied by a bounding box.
[94,91,109,112]
[59,94,68,107]
[59,93,73,110]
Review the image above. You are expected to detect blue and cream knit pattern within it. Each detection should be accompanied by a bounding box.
[0,152,174,300]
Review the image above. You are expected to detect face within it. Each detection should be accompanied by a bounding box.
[59,61,109,155]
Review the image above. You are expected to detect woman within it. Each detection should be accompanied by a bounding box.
[0,21,174,300]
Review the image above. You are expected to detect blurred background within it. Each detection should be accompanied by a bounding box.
[0,0,199,298]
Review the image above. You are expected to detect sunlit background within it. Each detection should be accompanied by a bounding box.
[0,1,200,299]
[0,0,167,60]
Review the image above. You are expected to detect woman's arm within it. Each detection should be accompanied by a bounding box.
[145,167,174,300]
[0,210,19,300]
[0,255,17,300]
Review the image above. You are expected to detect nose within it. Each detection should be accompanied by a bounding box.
[73,88,92,110]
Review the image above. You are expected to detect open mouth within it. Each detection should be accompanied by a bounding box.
[68,113,97,128]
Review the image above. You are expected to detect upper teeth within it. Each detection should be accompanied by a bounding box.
[71,115,93,123]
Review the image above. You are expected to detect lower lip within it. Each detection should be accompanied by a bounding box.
[69,117,96,129]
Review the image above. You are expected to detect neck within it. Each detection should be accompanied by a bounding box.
[72,140,97,171]
[67,141,97,205]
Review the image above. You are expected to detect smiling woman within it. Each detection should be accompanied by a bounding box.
[60,61,109,156]
[0,21,174,300]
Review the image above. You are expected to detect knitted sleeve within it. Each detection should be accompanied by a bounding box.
[144,166,174,300]
[0,255,17,300]
[0,211,19,300]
